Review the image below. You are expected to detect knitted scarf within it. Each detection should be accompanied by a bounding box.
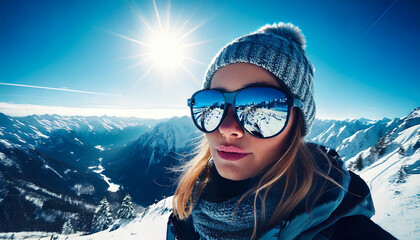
[191,166,284,240]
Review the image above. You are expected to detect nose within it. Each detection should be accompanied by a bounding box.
[218,106,244,138]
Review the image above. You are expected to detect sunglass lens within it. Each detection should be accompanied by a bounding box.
[192,90,225,132]
[235,88,289,138]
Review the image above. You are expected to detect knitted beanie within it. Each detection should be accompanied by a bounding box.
[203,22,316,136]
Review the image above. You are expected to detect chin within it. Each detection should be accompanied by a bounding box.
[214,163,250,181]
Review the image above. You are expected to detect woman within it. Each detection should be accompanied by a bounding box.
[167,22,395,240]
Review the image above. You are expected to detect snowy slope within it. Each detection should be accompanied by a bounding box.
[356,110,420,240]
[73,197,173,240]
[0,197,172,240]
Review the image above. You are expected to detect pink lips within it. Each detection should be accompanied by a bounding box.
[216,145,250,161]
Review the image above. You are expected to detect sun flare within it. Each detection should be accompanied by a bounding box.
[102,0,210,88]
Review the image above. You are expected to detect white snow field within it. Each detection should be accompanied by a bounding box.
[0,197,173,240]
[359,124,420,240]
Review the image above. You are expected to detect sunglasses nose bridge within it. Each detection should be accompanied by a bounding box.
[221,91,237,121]
[223,92,236,106]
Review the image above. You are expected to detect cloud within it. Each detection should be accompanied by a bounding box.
[0,102,189,119]
[0,83,122,97]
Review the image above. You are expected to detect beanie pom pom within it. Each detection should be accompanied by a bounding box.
[258,22,306,50]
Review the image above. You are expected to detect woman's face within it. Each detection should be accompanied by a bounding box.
[206,63,296,181]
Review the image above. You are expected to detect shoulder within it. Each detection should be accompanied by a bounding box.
[305,142,345,169]
[167,213,199,240]
[317,215,397,240]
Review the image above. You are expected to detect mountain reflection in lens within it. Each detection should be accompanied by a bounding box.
[191,87,290,138]
[235,88,288,138]
[192,91,225,132]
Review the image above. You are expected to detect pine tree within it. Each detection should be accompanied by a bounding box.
[371,136,389,157]
[347,161,355,171]
[117,194,135,220]
[355,154,364,171]
[396,165,407,183]
[91,197,113,233]
[378,136,387,156]
[61,219,74,235]
[398,146,405,156]
[414,139,420,151]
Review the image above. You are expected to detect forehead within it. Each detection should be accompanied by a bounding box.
[210,63,281,91]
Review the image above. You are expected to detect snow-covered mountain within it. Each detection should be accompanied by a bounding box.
[0,107,418,239]
[307,116,401,161]
[0,114,159,232]
[102,116,201,206]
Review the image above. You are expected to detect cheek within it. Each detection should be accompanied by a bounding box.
[204,133,216,146]
[255,139,281,160]
[253,135,288,165]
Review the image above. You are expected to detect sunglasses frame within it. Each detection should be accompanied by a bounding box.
[187,86,302,139]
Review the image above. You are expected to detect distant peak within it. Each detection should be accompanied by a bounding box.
[406,106,420,120]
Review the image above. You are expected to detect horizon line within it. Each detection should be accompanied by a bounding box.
[0,102,413,121]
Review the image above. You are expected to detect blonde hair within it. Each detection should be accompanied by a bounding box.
[172,111,341,239]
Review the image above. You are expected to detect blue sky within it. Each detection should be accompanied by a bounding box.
[0,0,419,120]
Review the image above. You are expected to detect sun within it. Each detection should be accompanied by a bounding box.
[100,0,210,87]
[148,30,184,70]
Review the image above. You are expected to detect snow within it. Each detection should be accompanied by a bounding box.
[95,145,105,151]
[358,125,420,240]
[15,120,25,125]
[102,123,114,132]
[43,165,64,179]
[394,124,419,144]
[0,197,172,240]
[102,175,120,192]
[75,197,172,240]
[13,133,26,143]
[25,182,63,199]
[72,184,95,196]
[74,137,83,145]
[29,125,49,138]
[92,162,120,192]
[25,195,44,208]
[0,139,13,148]
[0,232,74,239]
[0,152,14,167]
[93,165,104,173]
[337,125,346,136]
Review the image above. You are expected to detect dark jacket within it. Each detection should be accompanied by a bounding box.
[166,144,396,240]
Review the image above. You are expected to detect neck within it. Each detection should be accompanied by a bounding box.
[200,164,261,203]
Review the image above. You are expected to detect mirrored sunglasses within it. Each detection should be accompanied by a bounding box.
[187,86,302,138]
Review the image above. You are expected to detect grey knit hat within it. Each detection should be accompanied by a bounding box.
[203,22,315,136]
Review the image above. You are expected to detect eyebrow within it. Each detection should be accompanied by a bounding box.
[243,82,277,88]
